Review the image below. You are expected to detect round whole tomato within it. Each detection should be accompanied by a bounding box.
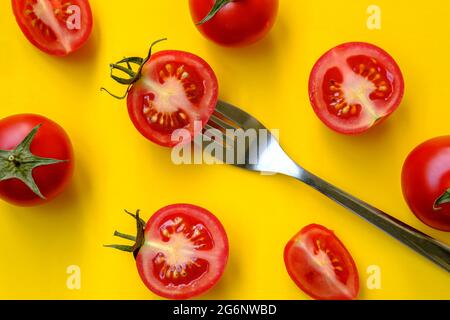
[189,0,279,47]
[103,41,218,147]
[284,224,359,300]
[0,114,74,206]
[402,136,450,231]
[309,42,404,134]
[12,0,93,56]
[106,204,229,300]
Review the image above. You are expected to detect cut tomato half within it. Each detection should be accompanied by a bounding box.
[284,224,359,300]
[12,0,93,56]
[126,50,218,147]
[309,42,404,134]
[136,204,228,299]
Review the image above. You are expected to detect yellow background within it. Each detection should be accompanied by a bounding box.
[0,0,449,300]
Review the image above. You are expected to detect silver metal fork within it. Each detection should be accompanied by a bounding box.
[202,100,450,273]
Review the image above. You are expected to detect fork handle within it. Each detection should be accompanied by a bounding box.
[295,169,450,273]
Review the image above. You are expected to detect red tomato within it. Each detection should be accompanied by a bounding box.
[189,0,279,47]
[12,0,93,56]
[309,42,404,134]
[402,137,450,231]
[137,204,228,299]
[0,114,74,206]
[106,205,229,300]
[284,224,359,300]
[126,50,218,147]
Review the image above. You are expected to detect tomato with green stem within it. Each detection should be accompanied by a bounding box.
[102,40,218,147]
[402,136,450,231]
[189,0,279,47]
[284,224,359,300]
[12,0,93,56]
[105,205,229,300]
[0,114,74,206]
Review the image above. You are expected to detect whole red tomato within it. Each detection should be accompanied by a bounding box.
[402,136,450,231]
[0,114,74,206]
[189,0,279,47]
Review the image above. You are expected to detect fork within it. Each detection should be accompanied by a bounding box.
[201,100,450,273]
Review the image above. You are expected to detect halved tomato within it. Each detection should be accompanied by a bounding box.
[106,205,229,300]
[12,0,93,56]
[103,43,219,148]
[309,42,404,134]
[284,224,359,300]
[138,204,228,299]
[127,50,218,147]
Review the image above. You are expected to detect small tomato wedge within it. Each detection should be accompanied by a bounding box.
[12,0,93,56]
[103,41,218,147]
[402,136,450,231]
[309,42,404,134]
[284,224,359,300]
[106,205,229,300]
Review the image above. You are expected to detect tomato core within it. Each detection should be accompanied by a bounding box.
[151,214,214,287]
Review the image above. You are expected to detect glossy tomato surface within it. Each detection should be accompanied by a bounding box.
[127,50,218,147]
[189,0,278,47]
[402,136,450,231]
[0,114,74,206]
[12,0,93,56]
[136,204,229,299]
[284,224,359,300]
[309,42,404,134]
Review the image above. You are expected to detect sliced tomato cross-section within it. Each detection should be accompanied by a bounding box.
[309,42,404,134]
[137,204,228,299]
[126,50,218,147]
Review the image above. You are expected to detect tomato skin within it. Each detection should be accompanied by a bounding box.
[309,42,404,134]
[284,224,359,300]
[12,0,93,56]
[136,204,228,299]
[0,114,74,206]
[127,50,218,147]
[402,137,450,231]
[189,0,279,47]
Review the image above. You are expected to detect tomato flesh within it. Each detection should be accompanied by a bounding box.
[402,136,450,231]
[127,50,218,147]
[309,42,404,134]
[284,224,359,300]
[0,114,74,206]
[12,0,93,56]
[136,204,228,299]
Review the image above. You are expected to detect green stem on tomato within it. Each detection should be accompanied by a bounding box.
[100,38,167,100]
[104,210,146,259]
[113,231,136,241]
[434,189,450,210]
[197,0,234,25]
[0,125,68,199]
